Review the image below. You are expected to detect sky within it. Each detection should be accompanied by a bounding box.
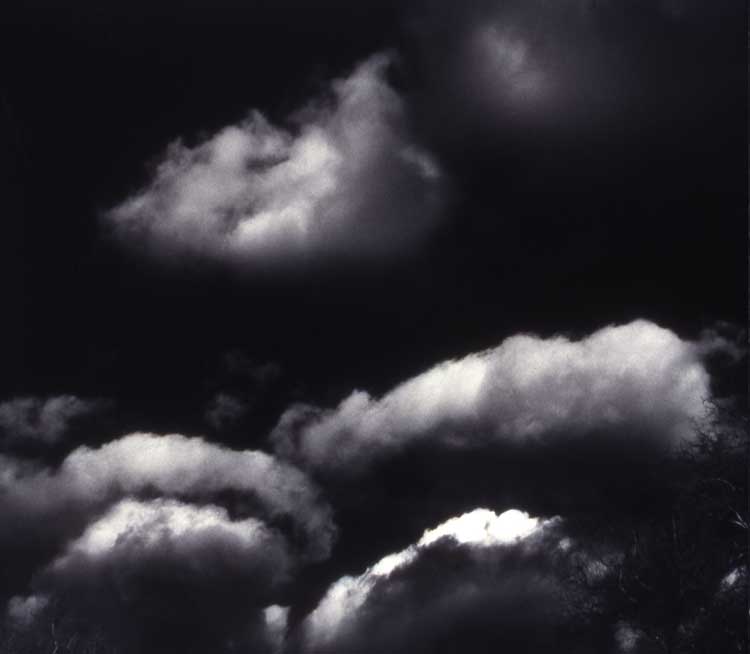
[0,1,746,653]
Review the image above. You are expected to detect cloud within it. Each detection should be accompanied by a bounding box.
[1,436,336,652]
[0,432,336,561]
[51,498,288,569]
[204,392,250,430]
[6,593,49,628]
[105,54,442,269]
[297,507,582,654]
[405,0,742,161]
[264,604,290,654]
[272,320,712,475]
[10,498,295,653]
[0,395,109,448]
[696,321,747,364]
[203,355,286,431]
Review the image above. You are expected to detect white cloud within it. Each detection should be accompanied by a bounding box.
[49,498,291,576]
[0,395,107,446]
[1,432,335,560]
[272,320,712,473]
[418,508,541,548]
[302,508,557,651]
[106,55,442,268]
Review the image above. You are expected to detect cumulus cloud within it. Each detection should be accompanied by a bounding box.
[298,507,576,654]
[0,432,335,560]
[272,320,713,474]
[51,498,289,569]
[105,55,442,268]
[1,436,336,652]
[11,499,295,653]
[0,395,109,448]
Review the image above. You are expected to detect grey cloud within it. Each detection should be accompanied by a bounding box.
[696,322,747,364]
[406,0,738,144]
[0,395,109,448]
[204,392,250,430]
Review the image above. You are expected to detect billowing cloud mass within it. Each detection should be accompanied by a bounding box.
[105,55,442,268]
[297,507,576,654]
[0,395,108,447]
[272,320,713,474]
[0,432,335,559]
[10,499,296,653]
[2,435,337,652]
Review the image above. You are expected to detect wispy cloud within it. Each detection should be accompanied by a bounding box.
[0,395,110,448]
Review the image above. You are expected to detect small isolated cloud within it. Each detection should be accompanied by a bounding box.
[203,355,286,431]
[467,21,550,110]
[272,320,713,475]
[0,432,336,561]
[0,395,109,448]
[204,392,250,430]
[696,321,747,364]
[297,507,570,654]
[105,55,442,269]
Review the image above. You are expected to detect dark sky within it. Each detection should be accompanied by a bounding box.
[0,1,746,653]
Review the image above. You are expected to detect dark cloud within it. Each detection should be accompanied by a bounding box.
[204,392,251,431]
[9,498,293,653]
[1,434,337,652]
[403,0,742,145]
[0,395,111,450]
[293,507,610,654]
[696,321,747,365]
[203,355,287,433]
[104,55,443,271]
